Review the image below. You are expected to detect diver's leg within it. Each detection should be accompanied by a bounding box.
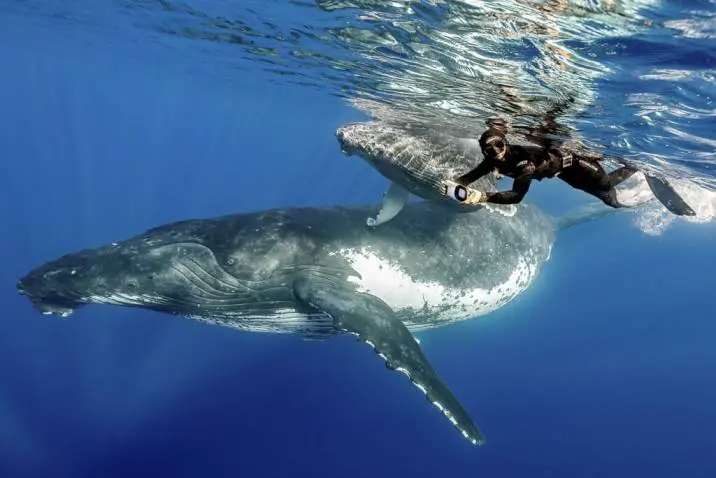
[559,159,626,209]
[593,189,623,209]
[562,158,610,190]
[608,165,638,187]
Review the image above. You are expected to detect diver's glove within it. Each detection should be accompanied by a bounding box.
[440,181,485,205]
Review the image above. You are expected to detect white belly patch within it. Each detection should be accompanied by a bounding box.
[335,247,536,328]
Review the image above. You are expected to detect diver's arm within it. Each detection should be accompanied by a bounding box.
[482,166,533,205]
[455,158,493,186]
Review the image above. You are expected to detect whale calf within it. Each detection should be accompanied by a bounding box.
[17,201,615,445]
[336,121,517,227]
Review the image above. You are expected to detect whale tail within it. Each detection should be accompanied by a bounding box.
[553,202,625,231]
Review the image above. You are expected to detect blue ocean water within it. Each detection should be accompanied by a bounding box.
[1,1,715,477]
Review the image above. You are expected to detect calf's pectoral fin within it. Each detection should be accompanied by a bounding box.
[367,182,409,228]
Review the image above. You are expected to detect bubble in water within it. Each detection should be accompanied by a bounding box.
[617,172,716,235]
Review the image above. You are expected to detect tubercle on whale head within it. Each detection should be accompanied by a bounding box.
[16,278,80,317]
[17,252,96,317]
[335,124,362,157]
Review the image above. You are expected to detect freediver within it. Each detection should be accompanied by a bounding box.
[441,98,696,216]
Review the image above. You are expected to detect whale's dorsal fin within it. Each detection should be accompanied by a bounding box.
[292,276,485,446]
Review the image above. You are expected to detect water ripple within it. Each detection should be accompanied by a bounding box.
[3,0,715,230]
[117,0,654,126]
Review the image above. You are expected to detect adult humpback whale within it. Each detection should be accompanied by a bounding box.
[17,201,615,445]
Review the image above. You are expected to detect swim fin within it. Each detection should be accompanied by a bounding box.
[643,174,696,217]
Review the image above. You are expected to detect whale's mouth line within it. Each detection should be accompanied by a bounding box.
[17,279,83,317]
[28,296,80,317]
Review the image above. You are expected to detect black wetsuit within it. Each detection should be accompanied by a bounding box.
[457,142,637,208]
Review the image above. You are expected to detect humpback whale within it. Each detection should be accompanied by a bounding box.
[17,201,615,446]
[336,121,517,227]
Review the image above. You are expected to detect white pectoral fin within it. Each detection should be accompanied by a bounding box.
[367,182,410,228]
[292,276,486,446]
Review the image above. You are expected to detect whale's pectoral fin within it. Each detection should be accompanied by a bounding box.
[292,277,485,446]
[644,174,696,216]
[367,182,409,228]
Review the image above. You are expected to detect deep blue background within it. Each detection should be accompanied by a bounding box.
[1,9,716,478]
